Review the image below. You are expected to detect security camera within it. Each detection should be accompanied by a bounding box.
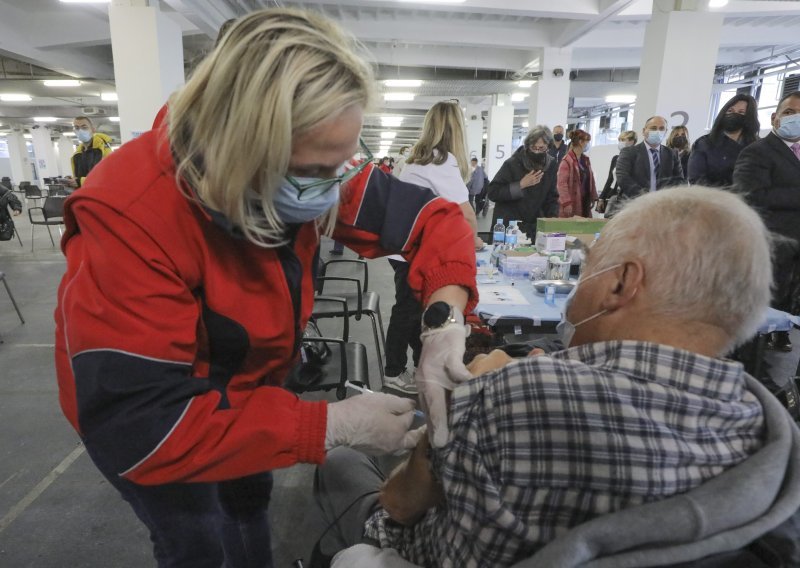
[553,69,565,78]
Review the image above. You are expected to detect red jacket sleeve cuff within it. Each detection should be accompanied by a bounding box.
[296,400,328,464]
[420,261,479,314]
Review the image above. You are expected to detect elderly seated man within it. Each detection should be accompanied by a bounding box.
[312,186,800,568]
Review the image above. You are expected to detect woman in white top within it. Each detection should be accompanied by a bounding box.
[384,101,481,394]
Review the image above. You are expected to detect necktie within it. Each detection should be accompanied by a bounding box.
[792,143,800,161]
[650,148,661,178]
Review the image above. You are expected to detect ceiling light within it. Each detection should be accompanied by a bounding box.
[394,0,466,3]
[59,0,111,3]
[518,81,536,88]
[109,116,120,122]
[708,0,728,7]
[62,132,76,137]
[605,94,636,104]
[522,121,529,128]
[511,92,529,102]
[43,79,81,87]
[34,117,58,122]
[101,92,118,101]
[0,94,32,102]
[380,132,397,139]
[384,79,423,88]
[482,133,487,140]
[384,93,415,101]
[23,134,32,139]
[381,116,404,127]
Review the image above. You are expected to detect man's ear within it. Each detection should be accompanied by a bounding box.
[600,260,644,312]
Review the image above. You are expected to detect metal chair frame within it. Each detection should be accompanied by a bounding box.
[28,196,66,251]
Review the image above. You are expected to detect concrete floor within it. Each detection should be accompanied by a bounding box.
[1,202,798,567]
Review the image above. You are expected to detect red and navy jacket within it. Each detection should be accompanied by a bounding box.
[54,124,477,485]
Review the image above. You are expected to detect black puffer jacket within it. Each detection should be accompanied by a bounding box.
[487,146,559,239]
[0,186,22,222]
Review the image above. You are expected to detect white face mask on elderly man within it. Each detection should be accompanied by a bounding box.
[557,264,622,347]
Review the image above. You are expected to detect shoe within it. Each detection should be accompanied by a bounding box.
[770,331,793,352]
[384,369,418,395]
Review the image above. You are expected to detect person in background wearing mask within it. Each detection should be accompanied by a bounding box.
[548,124,568,165]
[616,115,684,199]
[596,130,637,216]
[379,156,393,174]
[67,116,112,188]
[487,125,560,240]
[394,145,410,177]
[466,156,488,211]
[666,125,691,180]
[688,94,760,187]
[734,90,800,353]
[557,129,597,218]
[317,186,800,568]
[54,10,478,566]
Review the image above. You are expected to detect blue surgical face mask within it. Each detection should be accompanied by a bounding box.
[776,113,800,141]
[556,263,622,347]
[76,129,93,144]
[646,130,665,146]
[273,177,341,224]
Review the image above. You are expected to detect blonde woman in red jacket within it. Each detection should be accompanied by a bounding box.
[557,129,598,217]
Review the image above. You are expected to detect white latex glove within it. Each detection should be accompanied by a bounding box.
[325,393,418,455]
[416,320,471,448]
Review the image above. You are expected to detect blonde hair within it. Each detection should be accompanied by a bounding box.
[619,130,637,144]
[407,101,470,181]
[167,8,375,247]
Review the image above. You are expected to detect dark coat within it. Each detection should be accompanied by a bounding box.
[488,146,559,238]
[557,150,597,217]
[688,134,747,187]
[547,141,568,165]
[599,155,619,200]
[733,132,800,312]
[0,186,22,220]
[615,142,685,199]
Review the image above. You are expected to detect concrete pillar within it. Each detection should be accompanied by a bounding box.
[109,0,185,143]
[528,47,572,130]
[465,104,484,160]
[6,131,32,184]
[634,0,723,132]
[56,135,76,177]
[30,126,60,180]
[486,94,514,181]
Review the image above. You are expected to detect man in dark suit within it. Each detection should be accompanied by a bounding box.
[733,90,800,352]
[615,115,684,199]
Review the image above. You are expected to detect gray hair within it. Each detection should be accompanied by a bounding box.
[591,186,772,350]
[524,125,553,148]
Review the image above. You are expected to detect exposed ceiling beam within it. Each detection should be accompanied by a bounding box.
[555,0,637,47]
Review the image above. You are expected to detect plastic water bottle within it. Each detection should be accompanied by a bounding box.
[505,220,519,248]
[590,232,600,248]
[492,218,506,245]
[544,284,556,305]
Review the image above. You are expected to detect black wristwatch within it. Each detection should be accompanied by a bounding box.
[421,301,460,333]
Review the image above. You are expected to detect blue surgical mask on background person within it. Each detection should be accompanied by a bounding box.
[556,264,622,347]
[776,114,800,140]
[646,130,665,146]
[618,141,627,151]
[273,178,341,224]
[76,130,93,144]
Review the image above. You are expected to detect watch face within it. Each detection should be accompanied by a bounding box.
[424,301,451,328]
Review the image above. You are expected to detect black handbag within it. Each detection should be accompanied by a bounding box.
[286,319,332,389]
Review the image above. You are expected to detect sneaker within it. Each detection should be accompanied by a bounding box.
[384,369,418,395]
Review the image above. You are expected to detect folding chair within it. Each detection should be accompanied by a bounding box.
[0,271,25,343]
[23,184,45,207]
[28,196,66,251]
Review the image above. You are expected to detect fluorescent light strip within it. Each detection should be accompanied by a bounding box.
[381,116,404,127]
[384,93,415,101]
[605,95,636,104]
[384,79,422,88]
[34,117,58,122]
[518,81,536,88]
[1,94,32,102]
[109,117,120,122]
[511,92,529,102]
[380,132,397,139]
[43,79,81,87]
[101,92,118,101]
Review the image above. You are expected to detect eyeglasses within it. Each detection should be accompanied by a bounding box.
[285,138,373,201]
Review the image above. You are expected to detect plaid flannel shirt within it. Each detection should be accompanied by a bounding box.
[364,340,765,568]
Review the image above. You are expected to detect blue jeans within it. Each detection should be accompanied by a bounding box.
[106,470,274,568]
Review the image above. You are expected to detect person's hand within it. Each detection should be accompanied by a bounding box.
[520,170,544,189]
[416,320,471,448]
[562,204,573,217]
[595,199,606,214]
[12,210,21,216]
[474,236,485,251]
[466,349,514,376]
[325,393,418,455]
